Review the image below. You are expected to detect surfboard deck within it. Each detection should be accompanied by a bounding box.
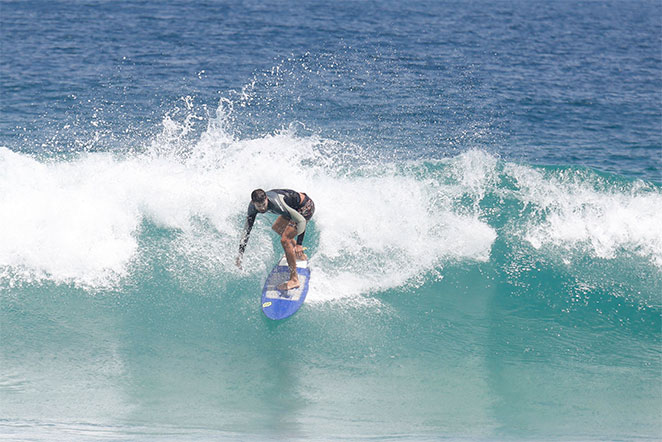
[261,255,310,320]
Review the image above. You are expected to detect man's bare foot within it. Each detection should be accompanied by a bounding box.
[277,280,300,291]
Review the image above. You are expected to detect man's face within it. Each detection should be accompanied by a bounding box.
[255,198,268,213]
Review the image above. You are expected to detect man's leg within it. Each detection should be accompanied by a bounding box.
[278,224,300,290]
[272,217,305,259]
[271,216,289,235]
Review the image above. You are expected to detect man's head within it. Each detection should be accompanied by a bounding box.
[251,189,268,213]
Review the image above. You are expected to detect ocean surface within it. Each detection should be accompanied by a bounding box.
[1,0,661,440]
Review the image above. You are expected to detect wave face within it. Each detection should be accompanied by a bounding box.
[1,114,661,439]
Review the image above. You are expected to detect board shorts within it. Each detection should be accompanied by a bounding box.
[287,194,315,229]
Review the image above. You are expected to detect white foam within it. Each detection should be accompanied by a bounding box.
[0,149,140,286]
[308,169,496,302]
[506,164,662,267]
[0,113,498,297]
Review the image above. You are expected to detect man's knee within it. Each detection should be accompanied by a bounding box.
[280,235,293,248]
[272,217,287,234]
[281,225,297,244]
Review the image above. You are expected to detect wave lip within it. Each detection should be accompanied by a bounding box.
[310,170,497,302]
[0,148,140,286]
[506,163,662,267]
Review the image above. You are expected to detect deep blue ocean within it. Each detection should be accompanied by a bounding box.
[1,0,661,440]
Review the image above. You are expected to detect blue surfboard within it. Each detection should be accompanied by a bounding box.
[261,255,310,320]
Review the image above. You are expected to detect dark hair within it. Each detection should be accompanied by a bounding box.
[251,189,267,203]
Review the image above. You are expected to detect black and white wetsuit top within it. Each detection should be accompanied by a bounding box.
[239,189,309,255]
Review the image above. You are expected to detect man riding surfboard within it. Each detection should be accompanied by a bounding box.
[236,189,315,291]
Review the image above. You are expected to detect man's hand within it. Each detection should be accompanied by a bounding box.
[235,256,243,270]
[294,245,307,260]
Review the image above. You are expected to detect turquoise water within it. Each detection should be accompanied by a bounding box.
[1,0,661,439]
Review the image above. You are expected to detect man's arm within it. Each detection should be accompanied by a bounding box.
[296,231,305,246]
[236,211,256,268]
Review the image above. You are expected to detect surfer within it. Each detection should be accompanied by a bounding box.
[236,189,315,290]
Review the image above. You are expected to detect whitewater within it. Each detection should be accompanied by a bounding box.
[2,113,660,297]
